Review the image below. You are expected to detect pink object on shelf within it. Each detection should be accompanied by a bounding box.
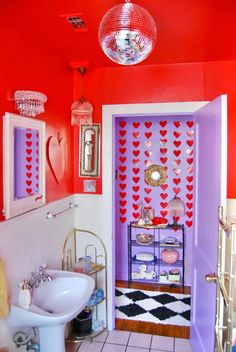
[161,249,179,264]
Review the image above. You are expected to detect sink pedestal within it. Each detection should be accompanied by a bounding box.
[39,324,66,352]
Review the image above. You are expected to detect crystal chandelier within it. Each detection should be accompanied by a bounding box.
[71,67,93,126]
[98,0,157,65]
[14,90,47,117]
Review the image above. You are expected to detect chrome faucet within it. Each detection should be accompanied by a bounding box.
[28,266,53,289]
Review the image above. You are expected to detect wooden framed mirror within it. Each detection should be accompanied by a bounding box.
[144,164,167,187]
[3,112,46,219]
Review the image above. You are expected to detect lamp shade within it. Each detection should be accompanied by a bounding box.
[98,1,157,65]
[71,99,93,126]
[167,196,185,224]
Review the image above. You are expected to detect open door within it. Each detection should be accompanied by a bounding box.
[191,95,227,352]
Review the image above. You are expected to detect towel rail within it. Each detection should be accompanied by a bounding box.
[46,202,78,220]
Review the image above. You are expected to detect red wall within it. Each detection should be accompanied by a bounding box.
[0,21,74,220]
[74,61,236,198]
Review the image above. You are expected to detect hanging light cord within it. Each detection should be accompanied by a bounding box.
[78,67,86,102]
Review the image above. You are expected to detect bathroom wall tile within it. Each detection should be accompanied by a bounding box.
[102,343,126,352]
[175,338,192,352]
[126,347,149,352]
[92,330,109,342]
[151,335,174,351]
[106,330,130,345]
[77,340,103,352]
[128,332,152,349]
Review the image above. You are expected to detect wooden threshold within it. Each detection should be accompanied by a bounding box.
[115,280,191,339]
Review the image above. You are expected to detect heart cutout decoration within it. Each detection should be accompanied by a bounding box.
[46,133,65,184]
[160,139,167,146]
[145,141,152,148]
[119,121,126,128]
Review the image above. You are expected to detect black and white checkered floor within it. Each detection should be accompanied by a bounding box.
[115,287,191,326]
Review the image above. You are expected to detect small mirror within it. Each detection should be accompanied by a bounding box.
[79,124,100,177]
[144,164,167,187]
[3,113,46,219]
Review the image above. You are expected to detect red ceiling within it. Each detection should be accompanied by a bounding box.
[2,0,236,69]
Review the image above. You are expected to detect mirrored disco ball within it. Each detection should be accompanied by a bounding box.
[98,2,157,65]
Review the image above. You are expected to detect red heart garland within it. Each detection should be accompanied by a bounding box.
[173,150,181,157]
[132,150,140,157]
[132,159,140,165]
[173,187,181,194]
[186,194,193,200]
[173,178,181,185]
[160,139,167,146]
[160,148,167,154]
[160,202,168,209]
[119,148,126,154]
[133,122,140,128]
[173,131,181,138]
[173,141,181,148]
[119,121,126,128]
[160,130,167,137]
[119,192,127,199]
[133,194,140,201]
[160,157,168,164]
[26,180,32,186]
[120,200,127,207]
[132,186,140,192]
[119,157,126,163]
[186,220,193,227]
[186,211,193,218]
[186,202,193,209]
[174,121,181,128]
[160,121,167,127]
[119,130,126,137]
[187,140,194,147]
[119,184,126,190]
[187,158,194,164]
[120,208,127,215]
[144,197,152,204]
[26,141,32,147]
[26,165,32,171]
[187,176,193,183]
[26,172,32,178]
[133,212,140,219]
[119,166,126,172]
[186,185,193,192]
[132,204,139,210]
[119,139,126,146]
[132,141,140,148]
[186,121,194,128]
[120,217,127,223]
[133,132,140,139]
[144,188,152,194]
[161,184,168,191]
[119,174,127,181]
[133,177,140,183]
[26,133,32,139]
[145,132,152,139]
[132,168,140,175]
[144,122,152,129]
[26,157,32,163]
[160,210,168,217]
[145,150,152,157]
[160,193,168,200]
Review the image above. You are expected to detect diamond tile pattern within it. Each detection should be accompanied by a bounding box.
[116,287,191,326]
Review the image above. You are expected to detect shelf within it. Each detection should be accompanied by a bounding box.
[130,222,183,230]
[131,257,183,267]
[131,239,183,248]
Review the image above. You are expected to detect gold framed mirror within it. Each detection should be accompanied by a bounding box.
[79,124,100,177]
[144,164,167,187]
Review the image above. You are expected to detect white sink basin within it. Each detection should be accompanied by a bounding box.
[6,269,95,352]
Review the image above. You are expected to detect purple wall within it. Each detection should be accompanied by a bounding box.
[114,114,194,285]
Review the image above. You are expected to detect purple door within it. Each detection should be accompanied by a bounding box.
[191,95,227,352]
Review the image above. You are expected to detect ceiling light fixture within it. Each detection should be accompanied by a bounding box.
[98,0,157,65]
[71,67,93,126]
[14,90,47,117]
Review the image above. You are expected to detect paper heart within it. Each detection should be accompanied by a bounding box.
[160,193,168,200]
[46,134,65,184]
[132,167,140,175]
[133,150,140,157]
[120,208,127,215]
[187,176,193,183]
[160,148,167,155]
[36,158,39,163]
[144,197,152,204]
[160,210,168,217]
[119,174,127,181]
[173,121,181,128]
[119,130,126,137]
[186,193,193,200]
[173,150,181,157]
[132,186,140,192]
[160,139,167,146]
[173,159,181,166]
[120,217,127,223]
[186,211,193,218]
[119,183,126,190]
[187,140,194,147]
[120,200,127,207]
[119,121,126,128]
[133,177,140,183]
[186,121,194,128]
[119,147,126,154]
[160,202,168,209]
[173,140,181,148]
[26,165,32,171]
[160,157,168,164]
[132,203,139,210]
[119,139,126,146]
[173,187,181,195]
[26,172,32,179]
[173,178,181,185]
[36,150,39,155]
[26,157,32,163]
[26,133,32,139]
[133,212,140,219]
[132,158,140,165]
[132,141,140,148]
[144,160,152,167]
[187,166,193,174]
[26,141,32,147]
[145,132,152,139]
[187,130,194,137]
[119,166,126,172]
[145,141,152,148]
[133,132,140,139]
[160,184,168,191]
[173,131,181,138]
[26,180,32,186]
[36,175,39,180]
[133,194,140,201]
[36,166,39,172]
[186,185,193,192]
[133,122,140,129]
[160,130,167,137]
[26,149,32,155]
[145,150,152,157]
[186,157,193,165]
[120,157,126,163]
[173,168,181,175]
[119,192,127,199]
[26,187,32,194]
[144,122,152,129]
[186,148,193,156]
[144,188,152,194]
[160,121,167,127]
[186,220,193,228]
[186,202,193,209]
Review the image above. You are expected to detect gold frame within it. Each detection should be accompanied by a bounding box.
[144,164,167,187]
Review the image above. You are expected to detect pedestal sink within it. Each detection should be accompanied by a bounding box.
[6,270,95,352]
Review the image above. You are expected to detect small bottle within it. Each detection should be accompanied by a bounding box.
[18,280,31,309]
[85,256,91,272]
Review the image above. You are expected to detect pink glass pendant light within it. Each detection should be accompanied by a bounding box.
[98,0,157,65]
[167,196,185,225]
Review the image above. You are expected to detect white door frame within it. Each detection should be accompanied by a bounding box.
[102,101,208,330]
